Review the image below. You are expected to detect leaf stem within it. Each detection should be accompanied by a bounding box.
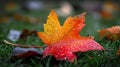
[3,40,46,48]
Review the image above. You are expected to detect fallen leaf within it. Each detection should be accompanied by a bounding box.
[99,26,120,41]
[13,13,39,23]
[20,29,37,39]
[99,2,119,19]
[0,17,10,23]
[99,10,112,19]
[37,10,104,62]
[116,48,120,56]
[5,2,18,11]
[13,13,24,20]
[12,47,42,58]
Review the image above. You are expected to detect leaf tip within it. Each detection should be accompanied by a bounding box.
[49,10,57,18]
[78,12,87,17]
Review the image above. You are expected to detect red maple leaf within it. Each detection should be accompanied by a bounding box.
[37,10,104,62]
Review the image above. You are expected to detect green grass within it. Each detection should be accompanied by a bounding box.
[0,10,120,67]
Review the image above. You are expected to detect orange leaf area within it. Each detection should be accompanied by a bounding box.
[99,26,120,41]
[37,10,84,45]
[37,10,104,62]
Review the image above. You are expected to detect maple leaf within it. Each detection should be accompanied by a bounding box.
[99,26,120,41]
[37,10,104,62]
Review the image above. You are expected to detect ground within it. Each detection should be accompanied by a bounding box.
[0,9,120,67]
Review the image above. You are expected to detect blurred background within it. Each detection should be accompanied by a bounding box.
[0,0,120,40]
